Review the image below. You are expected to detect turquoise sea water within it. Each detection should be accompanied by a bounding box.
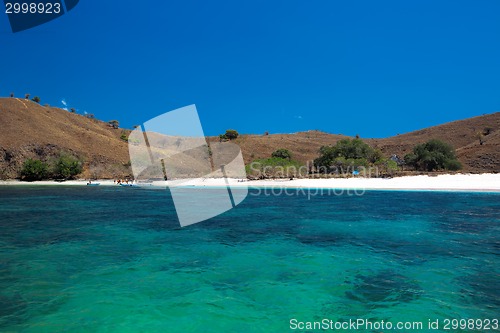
[0,186,498,332]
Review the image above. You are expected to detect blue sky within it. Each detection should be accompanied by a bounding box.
[1,0,499,137]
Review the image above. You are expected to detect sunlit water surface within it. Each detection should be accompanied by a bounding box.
[0,187,498,332]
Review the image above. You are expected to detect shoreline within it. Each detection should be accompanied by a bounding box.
[0,173,499,192]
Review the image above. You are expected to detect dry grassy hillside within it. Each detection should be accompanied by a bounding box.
[0,98,131,179]
[0,96,498,179]
[218,112,499,173]
[209,131,349,165]
[368,112,500,172]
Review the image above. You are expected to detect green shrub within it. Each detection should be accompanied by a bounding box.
[120,133,128,142]
[386,159,399,171]
[32,96,41,103]
[246,157,303,178]
[314,138,382,172]
[443,159,462,171]
[372,159,399,175]
[271,148,292,160]
[109,120,119,129]
[404,139,461,171]
[21,159,48,181]
[224,129,239,140]
[53,155,83,179]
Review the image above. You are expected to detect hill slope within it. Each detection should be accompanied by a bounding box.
[368,112,500,172]
[0,97,498,179]
[367,112,500,172]
[217,112,499,173]
[0,98,130,179]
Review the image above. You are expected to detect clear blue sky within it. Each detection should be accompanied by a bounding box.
[1,0,499,137]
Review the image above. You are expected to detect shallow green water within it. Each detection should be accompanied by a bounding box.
[0,187,498,332]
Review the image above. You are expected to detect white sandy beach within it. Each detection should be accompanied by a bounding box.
[0,173,499,192]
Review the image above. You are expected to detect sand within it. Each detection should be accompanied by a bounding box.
[0,173,499,192]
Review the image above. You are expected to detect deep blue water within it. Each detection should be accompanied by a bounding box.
[0,186,498,332]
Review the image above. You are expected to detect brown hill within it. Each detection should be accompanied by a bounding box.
[0,98,131,179]
[208,131,350,165]
[0,97,498,179]
[213,112,499,173]
[367,112,500,172]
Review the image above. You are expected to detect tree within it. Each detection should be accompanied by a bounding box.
[24,93,30,99]
[272,148,292,160]
[21,159,48,181]
[70,108,76,113]
[109,120,119,129]
[404,139,461,171]
[219,134,227,142]
[10,92,14,98]
[224,129,239,140]
[32,96,41,103]
[314,138,382,172]
[53,155,83,179]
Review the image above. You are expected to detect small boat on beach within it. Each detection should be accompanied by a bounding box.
[119,183,140,187]
[87,182,100,186]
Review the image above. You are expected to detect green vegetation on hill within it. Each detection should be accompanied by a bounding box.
[53,155,83,179]
[219,129,239,141]
[108,120,119,129]
[247,148,302,178]
[21,159,49,181]
[246,157,303,178]
[314,138,383,173]
[20,155,83,181]
[404,139,461,171]
[271,148,292,160]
